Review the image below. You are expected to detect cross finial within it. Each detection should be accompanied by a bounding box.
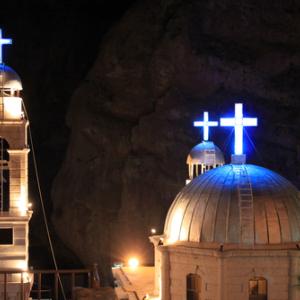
[194,112,218,141]
[220,103,257,155]
[0,29,12,64]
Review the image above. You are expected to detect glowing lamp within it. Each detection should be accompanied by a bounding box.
[3,97,22,119]
[17,260,27,271]
[151,228,156,234]
[128,257,139,268]
[194,112,218,141]
[0,29,12,64]
[220,103,257,155]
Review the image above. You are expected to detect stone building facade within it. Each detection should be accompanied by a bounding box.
[151,163,300,300]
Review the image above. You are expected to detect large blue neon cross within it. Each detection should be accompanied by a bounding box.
[0,29,12,64]
[220,103,257,155]
[193,112,218,141]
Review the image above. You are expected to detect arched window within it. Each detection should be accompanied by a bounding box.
[249,277,267,300]
[187,273,201,300]
[0,138,9,211]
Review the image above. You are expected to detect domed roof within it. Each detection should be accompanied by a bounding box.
[0,65,22,90]
[186,141,224,165]
[164,164,300,248]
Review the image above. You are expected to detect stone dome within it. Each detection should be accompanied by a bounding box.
[0,65,22,91]
[164,164,300,248]
[186,141,225,165]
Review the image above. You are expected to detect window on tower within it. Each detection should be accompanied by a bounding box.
[186,273,201,300]
[0,138,9,212]
[249,277,267,300]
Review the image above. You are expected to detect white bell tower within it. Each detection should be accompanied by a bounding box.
[0,29,32,274]
[186,112,224,184]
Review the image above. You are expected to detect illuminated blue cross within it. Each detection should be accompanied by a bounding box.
[220,103,257,155]
[0,29,12,64]
[193,112,218,141]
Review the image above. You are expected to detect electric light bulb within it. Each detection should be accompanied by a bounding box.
[128,257,139,268]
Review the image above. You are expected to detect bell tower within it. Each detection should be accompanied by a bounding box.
[0,29,32,273]
[186,112,224,184]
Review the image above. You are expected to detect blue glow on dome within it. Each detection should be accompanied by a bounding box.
[164,164,300,245]
[220,103,257,155]
[0,29,12,64]
[193,112,218,141]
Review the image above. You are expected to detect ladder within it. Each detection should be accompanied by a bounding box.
[204,149,216,166]
[233,164,254,244]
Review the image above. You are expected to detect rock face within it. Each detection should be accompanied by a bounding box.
[51,0,300,283]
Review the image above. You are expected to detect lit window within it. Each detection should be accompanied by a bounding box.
[187,274,201,300]
[249,277,267,300]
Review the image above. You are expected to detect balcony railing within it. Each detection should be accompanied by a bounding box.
[0,268,93,300]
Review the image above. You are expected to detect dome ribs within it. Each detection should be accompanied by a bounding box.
[252,172,269,244]
[268,170,300,242]
[180,171,214,241]
[200,167,227,242]
[214,166,235,243]
[185,170,217,242]
[263,171,289,244]
[164,164,300,248]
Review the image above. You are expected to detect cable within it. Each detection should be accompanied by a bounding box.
[22,100,67,300]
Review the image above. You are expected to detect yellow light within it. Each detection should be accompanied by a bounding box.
[3,97,22,119]
[16,260,27,271]
[128,257,139,268]
[22,272,32,283]
[151,228,156,234]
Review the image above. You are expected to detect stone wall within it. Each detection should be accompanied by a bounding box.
[164,247,300,300]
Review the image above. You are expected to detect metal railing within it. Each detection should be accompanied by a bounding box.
[0,268,93,300]
[0,270,31,300]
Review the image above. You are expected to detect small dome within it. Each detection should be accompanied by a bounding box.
[164,164,300,247]
[186,141,224,165]
[0,65,22,91]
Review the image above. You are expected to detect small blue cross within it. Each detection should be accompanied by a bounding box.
[220,103,257,155]
[0,29,12,64]
[194,112,218,141]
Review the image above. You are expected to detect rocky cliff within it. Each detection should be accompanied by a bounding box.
[51,0,300,283]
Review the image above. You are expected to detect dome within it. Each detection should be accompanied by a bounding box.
[186,141,224,165]
[0,65,22,90]
[164,164,300,248]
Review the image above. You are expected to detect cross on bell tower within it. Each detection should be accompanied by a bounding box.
[193,112,218,141]
[0,29,12,64]
[186,111,224,183]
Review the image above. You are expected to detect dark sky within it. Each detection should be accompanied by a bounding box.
[0,0,137,193]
